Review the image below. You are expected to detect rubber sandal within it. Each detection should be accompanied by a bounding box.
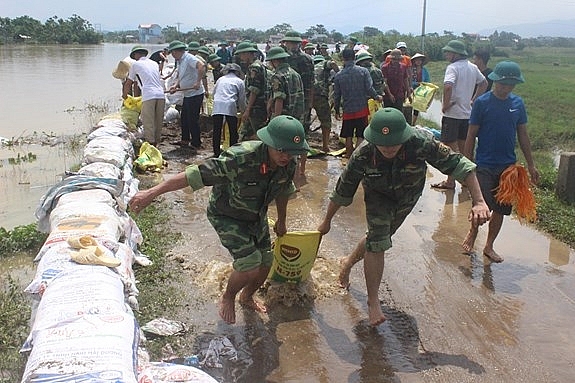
[431,181,455,190]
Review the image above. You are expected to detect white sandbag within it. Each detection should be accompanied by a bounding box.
[88,125,130,141]
[21,268,138,383]
[77,162,123,179]
[95,118,128,131]
[163,106,180,123]
[57,189,116,207]
[138,362,218,383]
[48,209,126,243]
[86,135,134,158]
[83,146,130,168]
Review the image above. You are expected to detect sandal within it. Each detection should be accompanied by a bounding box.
[431,181,455,190]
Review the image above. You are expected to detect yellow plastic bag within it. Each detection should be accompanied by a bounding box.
[123,95,142,112]
[268,231,322,283]
[134,142,164,172]
[367,98,382,124]
[410,82,439,112]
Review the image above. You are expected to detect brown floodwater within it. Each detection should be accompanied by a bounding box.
[2,44,575,382]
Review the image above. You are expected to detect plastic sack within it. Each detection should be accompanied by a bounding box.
[123,95,142,112]
[410,82,439,112]
[268,231,322,283]
[367,98,382,124]
[135,142,164,172]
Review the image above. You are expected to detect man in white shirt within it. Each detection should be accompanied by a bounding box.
[122,46,166,146]
[432,40,487,190]
[211,63,246,156]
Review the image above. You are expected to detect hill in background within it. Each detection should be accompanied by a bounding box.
[480,19,575,38]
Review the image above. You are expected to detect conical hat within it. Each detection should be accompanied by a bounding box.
[112,57,133,79]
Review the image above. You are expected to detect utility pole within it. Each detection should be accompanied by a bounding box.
[421,0,427,52]
[175,22,182,38]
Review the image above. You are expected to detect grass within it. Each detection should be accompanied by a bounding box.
[0,276,31,381]
[128,203,188,358]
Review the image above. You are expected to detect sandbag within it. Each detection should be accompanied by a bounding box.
[134,142,164,172]
[409,82,439,112]
[268,231,322,283]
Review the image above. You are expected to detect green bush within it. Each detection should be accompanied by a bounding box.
[0,224,47,256]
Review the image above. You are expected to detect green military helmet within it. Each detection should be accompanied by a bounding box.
[207,53,221,63]
[167,40,187,52]
[355,52,373,64]
[488,60,525,85]
[198,46,211,56]
[442,40,468,56]
[130,46,148,59]
[320,43,329,49]
[265,46,290,61]
[187,41,201,51]
[313,55,325,63]
[304,43,315,51]
[234,41,258,54]
[257,115,310,155]
[282,30,302,42]
[364,108,415,146]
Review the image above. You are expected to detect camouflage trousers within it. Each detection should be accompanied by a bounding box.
[207,207,273,272]
[312,95,332,130]
[363,191,421,253]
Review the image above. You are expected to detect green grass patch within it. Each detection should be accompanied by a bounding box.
[0,224,47,256]
[0,276,31,381]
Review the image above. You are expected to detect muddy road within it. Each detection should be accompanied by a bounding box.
[145,135,575,383]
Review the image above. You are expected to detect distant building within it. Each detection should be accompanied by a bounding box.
[138,24,163,44]
[269,34,284,45]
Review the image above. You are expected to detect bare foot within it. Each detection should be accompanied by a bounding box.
[239,295,267,314]
[367,300,386,327]
[219,297,236,324]
[483,248,504,263]
[337,257,352,289]
[462,226,478,253]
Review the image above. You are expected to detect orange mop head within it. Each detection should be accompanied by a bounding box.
[495,164,537,223]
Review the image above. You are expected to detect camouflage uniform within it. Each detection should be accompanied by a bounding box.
[270,62,305,122]
[312,60,334,130]
[241,59,270,140]
[184,141,297,271]
[367,64,386,97]
[330,128,476,252]
[287,50,315,130]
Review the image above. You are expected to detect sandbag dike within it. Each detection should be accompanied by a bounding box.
[20,117,218,383]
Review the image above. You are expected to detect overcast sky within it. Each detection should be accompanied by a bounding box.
[3,0,575,36]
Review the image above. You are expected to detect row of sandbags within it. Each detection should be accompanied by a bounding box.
[21,116,218,382]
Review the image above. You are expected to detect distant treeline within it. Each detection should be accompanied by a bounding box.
[2,15,575,58]
[0,15,102,44]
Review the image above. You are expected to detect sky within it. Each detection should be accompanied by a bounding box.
[3,0,575,37]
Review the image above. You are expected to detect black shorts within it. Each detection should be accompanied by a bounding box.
[477,167,512,215]
[340,116,368,138]
[441,117,469,142]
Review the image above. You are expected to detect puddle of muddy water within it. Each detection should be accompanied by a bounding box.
[0,142,83,230]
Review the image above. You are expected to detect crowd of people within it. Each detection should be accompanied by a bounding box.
[121,33,539,327]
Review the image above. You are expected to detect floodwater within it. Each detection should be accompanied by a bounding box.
[2,44,575,382]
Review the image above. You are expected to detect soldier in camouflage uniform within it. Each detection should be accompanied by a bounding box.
[312,55,337,152]
[266,47,305,122]
[235,41,270,140]
[282,31,314,175]
[355,52,389,98]
[317,108,490,327]
[207,53,223,84]
[129,115,310,325]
